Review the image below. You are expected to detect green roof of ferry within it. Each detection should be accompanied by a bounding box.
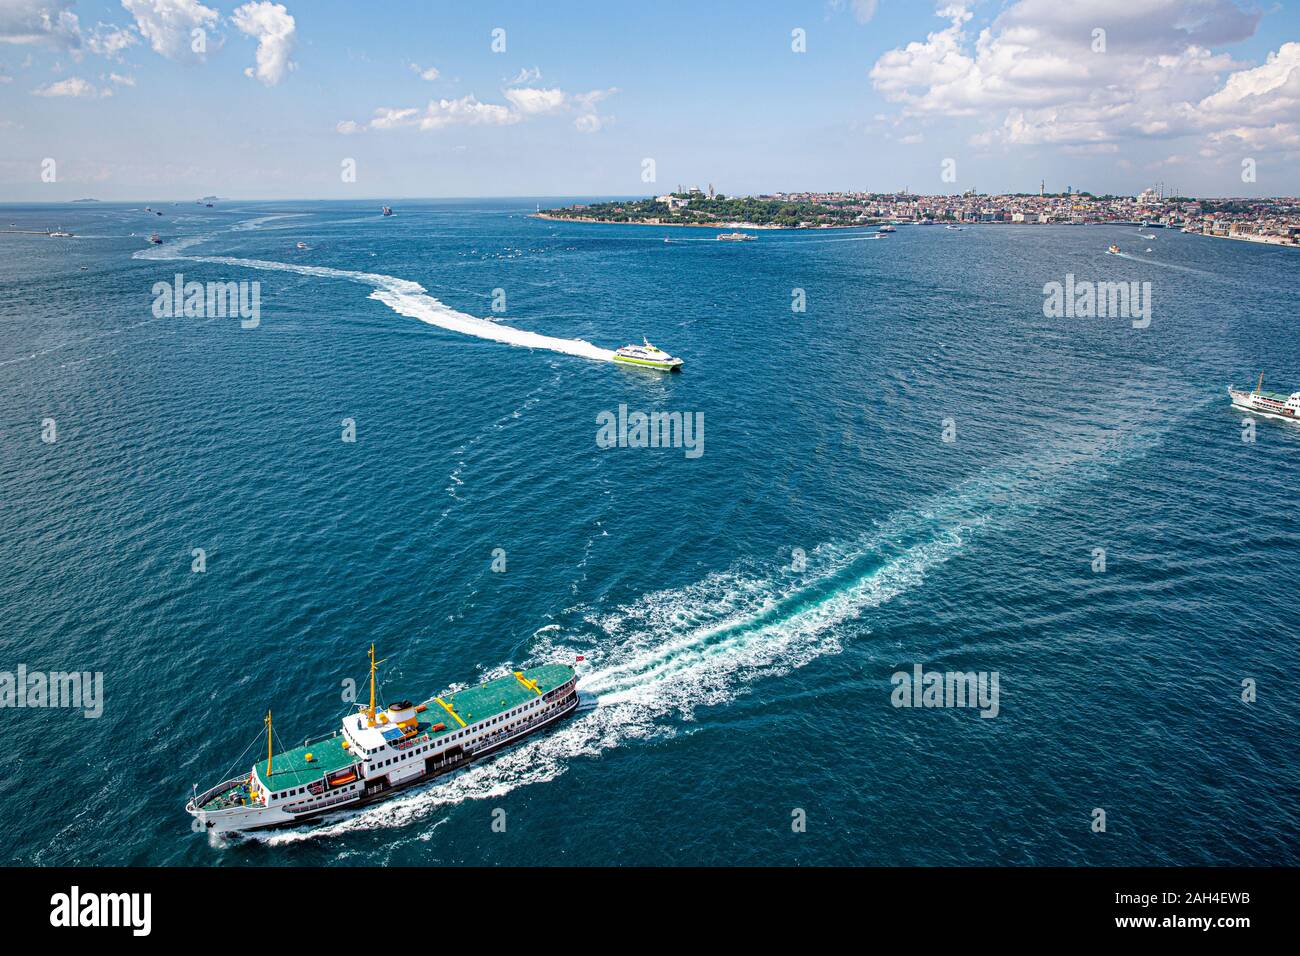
[254,664,574,794]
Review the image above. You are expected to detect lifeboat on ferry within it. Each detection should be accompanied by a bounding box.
[327,769,358,787]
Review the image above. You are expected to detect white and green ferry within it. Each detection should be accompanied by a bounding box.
[613,338,683,372]
[186,648,580,834]
[1228,372,1300,422]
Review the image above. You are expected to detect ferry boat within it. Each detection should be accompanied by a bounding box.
[716,232,753,241]
[612,338,683,372]
[186,647,580,834]
[1106,243,1121,255]
[381,206,393,216]
[1228,372,1300,422]
[877,224,896,233]
[48,229,73,238]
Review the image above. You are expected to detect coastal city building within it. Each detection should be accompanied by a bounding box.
[542,185,1299,246]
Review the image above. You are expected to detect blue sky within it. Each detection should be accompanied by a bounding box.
[2,0,1298,200]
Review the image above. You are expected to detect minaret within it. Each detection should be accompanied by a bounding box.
[1040,179,1045,198]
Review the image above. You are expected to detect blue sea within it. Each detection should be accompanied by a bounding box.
[1,199,1296,866]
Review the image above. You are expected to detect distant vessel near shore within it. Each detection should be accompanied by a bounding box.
[382,205,393,216]
[1229,372,1300,421]
[186,646,581,834]
[716,232,754,242]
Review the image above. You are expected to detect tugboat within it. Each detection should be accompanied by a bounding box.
[612,338,683,372]
[1228,372,1300,422]
[186,646,581,834]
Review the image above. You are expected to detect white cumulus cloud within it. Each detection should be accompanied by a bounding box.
[0,0,81,50]
[122,0,220,61]
[867,0,1296,154]
[232,2,296,86]
[503,86,567,114]
[339,85,618,134]
[87,22,138,59]
[418,95,517,130]
[409,62,440,81]
[33,76,110,98]
[506,66,541,84]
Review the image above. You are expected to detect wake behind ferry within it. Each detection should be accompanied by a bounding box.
[186,648,580,834]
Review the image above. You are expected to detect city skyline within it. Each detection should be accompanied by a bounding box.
[1,0,1299,201]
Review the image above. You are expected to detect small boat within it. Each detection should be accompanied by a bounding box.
[946,224,964,231]
[1106,243,1121,255]
[148,233,162,244]
[296,241,308,249]
[381,205,393,216]
[716,232,753,241]
[1145,247,1153,253]
[613,338,683,372]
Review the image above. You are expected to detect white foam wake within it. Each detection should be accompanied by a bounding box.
[135,243,616,363]
[253,377,1206,846]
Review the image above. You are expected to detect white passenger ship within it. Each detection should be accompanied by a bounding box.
[187,648,580,834]
[1228,372,1300,422]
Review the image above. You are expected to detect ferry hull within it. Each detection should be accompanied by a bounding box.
[613,356,682,372]
[192,693,581,835]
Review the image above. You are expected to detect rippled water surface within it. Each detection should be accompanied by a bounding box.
[1,200,1296,865]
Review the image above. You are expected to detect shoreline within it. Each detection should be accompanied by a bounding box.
[1186,230,1300,249]
[533,213,1299,245]
[530,213,872,231]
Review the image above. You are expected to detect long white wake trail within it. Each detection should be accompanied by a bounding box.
[250,384,1200,847]
[135,242,615,363]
